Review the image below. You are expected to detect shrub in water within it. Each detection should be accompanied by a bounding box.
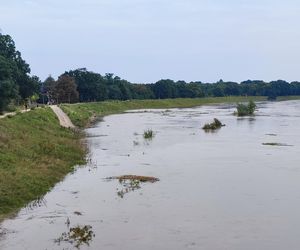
[236,100,256,116]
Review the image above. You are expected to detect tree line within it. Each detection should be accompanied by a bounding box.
[39,70,300,104]
[1,32,300,112]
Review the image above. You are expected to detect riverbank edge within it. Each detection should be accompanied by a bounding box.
[0,108,86,222]
[1,96,299,222]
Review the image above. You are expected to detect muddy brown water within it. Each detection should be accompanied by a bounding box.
[1,100,300,250]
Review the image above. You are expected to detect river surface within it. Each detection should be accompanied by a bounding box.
[1,100,300,250]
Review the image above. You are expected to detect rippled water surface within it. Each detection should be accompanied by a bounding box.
[1,100,300,250]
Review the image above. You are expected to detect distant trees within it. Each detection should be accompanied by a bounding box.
[49,70,300,105]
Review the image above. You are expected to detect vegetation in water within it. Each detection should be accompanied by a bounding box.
[202,118,225,130]
[55,225,95,248]
[236,100,257,116]
[143,129,154,139]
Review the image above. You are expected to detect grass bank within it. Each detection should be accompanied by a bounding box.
[61,96,268,127]
[0,108,86,221]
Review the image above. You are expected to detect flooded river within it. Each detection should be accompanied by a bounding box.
[1,100,300,250]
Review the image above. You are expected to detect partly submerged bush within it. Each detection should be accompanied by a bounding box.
[236,100,256,116]
[202,118,225,130]
[143,129,154,139]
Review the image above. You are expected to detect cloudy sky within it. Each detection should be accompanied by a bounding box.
[1,0,300,83]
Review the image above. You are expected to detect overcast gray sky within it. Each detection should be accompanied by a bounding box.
[1,0,300,83]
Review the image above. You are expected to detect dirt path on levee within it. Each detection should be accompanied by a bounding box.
[50,105,75,129]
[0,109,30,119]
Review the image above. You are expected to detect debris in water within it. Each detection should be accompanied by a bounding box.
[113,175,159,183]
[106,175,159,198]
[265,134,277,136]
[55,225,95,248]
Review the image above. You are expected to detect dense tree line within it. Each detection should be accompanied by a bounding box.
[2,32,300,112]
[43,68,300,104]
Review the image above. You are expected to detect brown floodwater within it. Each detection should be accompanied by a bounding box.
[1,100,300,250]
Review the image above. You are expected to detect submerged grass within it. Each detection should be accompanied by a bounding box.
[0,108,86,221]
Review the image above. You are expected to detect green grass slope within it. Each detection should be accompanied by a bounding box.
[0,108,85,220]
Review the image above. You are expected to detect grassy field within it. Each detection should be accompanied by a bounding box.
[0,108,86,221]
[61,96,268,127]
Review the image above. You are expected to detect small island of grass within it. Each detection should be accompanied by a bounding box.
[202,118,225,131]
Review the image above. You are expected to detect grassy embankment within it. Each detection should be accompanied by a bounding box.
[61,96,268,127]
[0,108,86,221]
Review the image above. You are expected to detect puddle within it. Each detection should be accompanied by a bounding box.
[1,101,300,250]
